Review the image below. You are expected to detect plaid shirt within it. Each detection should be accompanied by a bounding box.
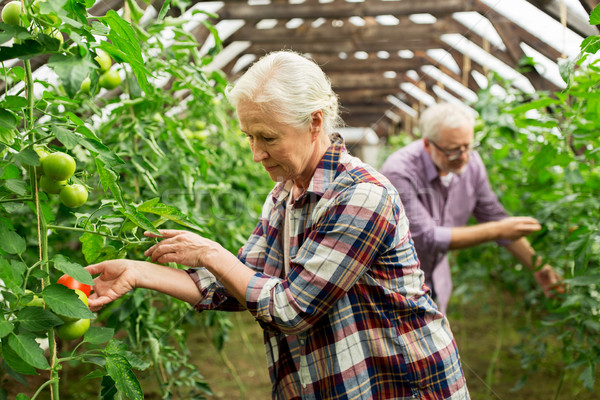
[189,136,469,399]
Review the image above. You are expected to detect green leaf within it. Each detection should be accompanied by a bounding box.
[0,108,17,130]
[0,226,26,255]
[158,0,172,20]
[138,198,202,231]
[4,179,27,196]
[17,307,64,332]
[580,363,595,391]
[509,98,560,114]
[0,95,27,110]
[0,24,30,46]
[0,259,26,290]
[47,53,96,98]
[123,204,160,235]
[83,326,114,344]
[42,284,95,320]
[13,148,39,166]
[16,393,31,400]
[105,354,144,400]
[1,341,37,375]
[80,137,124,167]
[0,39,49,62]
[99,11,150,93]
[590,5,600,25]
[52,254,94,285]
[53,126,81,149]
[95,158,125,207]
[80,232,105,264]
[8,333,50,370]
[581,35,600,55]
[1,164,19,179]
[0,319,14,338]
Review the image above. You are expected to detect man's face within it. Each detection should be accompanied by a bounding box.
[424,123,474,175]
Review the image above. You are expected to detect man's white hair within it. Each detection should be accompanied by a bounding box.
[418,102,476,141]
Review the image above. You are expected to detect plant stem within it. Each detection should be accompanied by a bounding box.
[218,350,246,400]
[30,378,56,400]
[46,224,146,245]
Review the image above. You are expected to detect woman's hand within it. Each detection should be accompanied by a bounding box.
[144,229,223,268]
[85,260,139,312]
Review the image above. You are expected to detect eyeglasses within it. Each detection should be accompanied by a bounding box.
[429,140,478,161]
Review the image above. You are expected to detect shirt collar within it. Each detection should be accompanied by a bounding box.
[271,133,346,205]
[420,140,441,183]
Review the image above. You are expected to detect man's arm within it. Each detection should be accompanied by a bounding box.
[504,237,562,297]
[448,216,541,250]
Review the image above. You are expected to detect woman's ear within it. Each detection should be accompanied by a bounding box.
[310,110,324,137]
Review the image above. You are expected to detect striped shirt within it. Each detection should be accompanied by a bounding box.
[188,135,469,399]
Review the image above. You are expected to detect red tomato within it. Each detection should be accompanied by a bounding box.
[57,275,91,297]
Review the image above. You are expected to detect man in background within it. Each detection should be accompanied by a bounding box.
[380,102,561,313]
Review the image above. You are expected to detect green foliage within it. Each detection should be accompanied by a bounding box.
[455,23,600,395]
[0,0,271,398]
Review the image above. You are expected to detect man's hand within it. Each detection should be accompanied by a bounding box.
[496,216,541,241]
[534,264,565,297]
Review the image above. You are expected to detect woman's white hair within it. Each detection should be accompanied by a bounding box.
[418,102,476,141]
[226,51,342,134]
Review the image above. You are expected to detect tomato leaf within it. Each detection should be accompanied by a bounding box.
[80,232,104,263]
[8,333,50,370]
[95,158,125,207]
[123,204,160,235]
[590,5,600,25]
[0,108,17,130]
[42,284,95,320]
[0,319,14,338]
[47,53,96,98]
[17,307,64,332]
[105,353,144,400]
[1,340,38,375]
[138,198,203,232]
[0,226,26,255]
[99,11,150,93]
[83,326,114,344]
[53,126,81,149]
[4,179,27,196]
[52,254,94,285]
[0,259,25,290]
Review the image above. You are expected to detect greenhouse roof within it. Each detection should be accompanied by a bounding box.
[20,0,600,136]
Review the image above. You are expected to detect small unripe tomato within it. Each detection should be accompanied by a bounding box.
[59,184,88,208]
[98,69,121,90]
[80,76,91,93]
[94,48,112,72]
[42,152,76,181]
[56,318,90,340]
[2,1,22,26]
[39,174,66,194]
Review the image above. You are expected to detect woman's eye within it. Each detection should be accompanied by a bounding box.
[264,137,275,143]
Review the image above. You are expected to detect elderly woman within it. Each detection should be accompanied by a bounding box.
[86,51,470,399]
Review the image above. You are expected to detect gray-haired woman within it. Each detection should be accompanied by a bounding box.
[86,51,470,400]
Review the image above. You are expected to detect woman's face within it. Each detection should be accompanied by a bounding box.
[237,101,320,185]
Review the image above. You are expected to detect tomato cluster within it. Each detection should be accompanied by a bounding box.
[37,148,89,208]
[55,275,93,340]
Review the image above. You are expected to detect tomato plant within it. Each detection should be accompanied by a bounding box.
[1,1,22,26]
[57,274,91,297]
[59,183,88,208]
[42,152,76,181]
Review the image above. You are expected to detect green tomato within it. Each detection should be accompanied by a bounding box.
[80,76,91,93]
[58,288,88,322]
[94,48,112,72]
[56,318,90,340]
[2,1,22,26]
[24,290,44,307]
[39,174,66,194]
[42,152,76,181]
[59,183,88,208]
[98,69,121,90]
